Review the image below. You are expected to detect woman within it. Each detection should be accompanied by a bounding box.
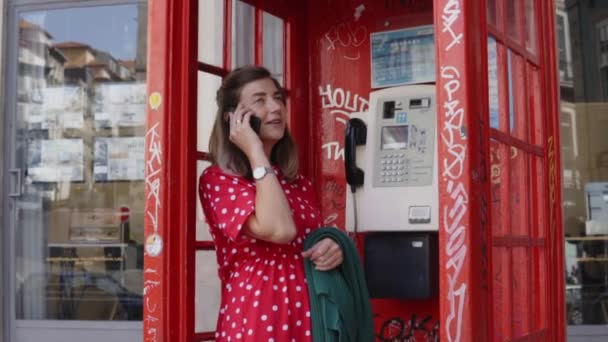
[199,66,343,341]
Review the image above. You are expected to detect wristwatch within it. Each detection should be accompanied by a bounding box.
[252,166,274,180]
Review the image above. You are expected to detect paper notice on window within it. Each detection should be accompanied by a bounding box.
[94,137,145,181]
[23,86,85,130]
[27,139,84,182]
[93,83,147,128]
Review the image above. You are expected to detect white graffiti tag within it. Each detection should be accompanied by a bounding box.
[441,0,463,51]
[324,20,368,60]
[441,64,468,342]
[319,84,369,124]
[146,122,162,232]
[321,141,345,161]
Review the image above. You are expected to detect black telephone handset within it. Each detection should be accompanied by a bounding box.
[344,118,367,191]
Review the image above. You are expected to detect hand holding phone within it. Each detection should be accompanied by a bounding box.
[227,106,261,135]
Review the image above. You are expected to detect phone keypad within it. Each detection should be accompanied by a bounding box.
[380,154,408,183]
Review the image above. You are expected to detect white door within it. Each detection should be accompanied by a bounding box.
[4,1,147,341]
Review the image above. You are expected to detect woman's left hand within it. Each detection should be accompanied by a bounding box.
[302,238,343,271]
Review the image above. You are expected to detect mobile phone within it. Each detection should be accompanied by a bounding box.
[249,115,262,135]
[226,106,262,135]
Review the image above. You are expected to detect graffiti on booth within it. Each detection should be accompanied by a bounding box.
[440,0,463,51]
[144,268,160,342]
[144,119,164,342]
[146,122,163,233]
[319,84,369,125]
[437,0,467,341]
[440,65,468,342]
[376,314,440,342]
[319,84,369,162]
[318,84,369,226]
[323,5,368,60]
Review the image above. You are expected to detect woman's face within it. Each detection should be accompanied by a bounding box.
[238,77,286,145]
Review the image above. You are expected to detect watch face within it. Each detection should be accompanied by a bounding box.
[253,167,266,179]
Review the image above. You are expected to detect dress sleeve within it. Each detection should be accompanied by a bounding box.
[199,167,256,241]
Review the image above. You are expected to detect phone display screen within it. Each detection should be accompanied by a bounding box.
[381,125,408,150]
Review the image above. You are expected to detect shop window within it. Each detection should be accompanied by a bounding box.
[14,4,147,321]
[598,20,608,101]
[556,10,573,85]
[556,0,608,334]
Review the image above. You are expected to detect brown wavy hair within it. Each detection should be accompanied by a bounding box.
[208,66,299,180]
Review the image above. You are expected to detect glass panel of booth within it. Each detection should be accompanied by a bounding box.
[506,0,523,44]
[533,156,547,240]
[197,72,221,152]
[507,49,529,142]
[509,148,530,237]
[524,0,538,55]
[492,245,513,340]
[488,36,500,129]
[194,250,221,333]
[196,160,212,241]
[512,246,531,337]
[14,4,147,321]
[487,0,497,28]
[490,140,511,237]
[262,11,284,85]
[232,0,255,68]
[198,0,225,66]
[528,64,544,147]
[532,156,549,329]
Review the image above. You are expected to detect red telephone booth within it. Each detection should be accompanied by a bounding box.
[142,0,565,341]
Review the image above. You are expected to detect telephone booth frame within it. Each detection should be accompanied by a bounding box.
[142,0,565,341]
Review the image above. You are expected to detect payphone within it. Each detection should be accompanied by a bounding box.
[345,85,438,299]
[345,85,438,231]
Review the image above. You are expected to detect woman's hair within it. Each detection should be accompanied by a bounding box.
[208,65,299,180]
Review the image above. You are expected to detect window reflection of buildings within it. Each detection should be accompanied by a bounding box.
[561,0,608,327]
[15,7,148,322]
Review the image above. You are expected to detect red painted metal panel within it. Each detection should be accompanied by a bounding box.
[434,0,492,341]
[144,1,198,341]
[224,0,233,71]
[539,0,566,340]
[143,1,169,340]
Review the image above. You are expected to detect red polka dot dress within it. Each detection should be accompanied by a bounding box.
[198,165,321,342]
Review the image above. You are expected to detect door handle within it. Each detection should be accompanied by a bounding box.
[8,168,22,198]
